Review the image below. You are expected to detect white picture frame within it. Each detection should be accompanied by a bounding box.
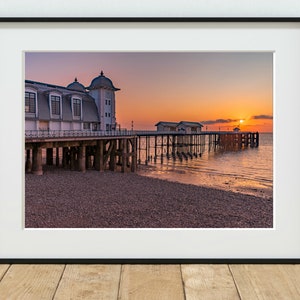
[0,21,299,260]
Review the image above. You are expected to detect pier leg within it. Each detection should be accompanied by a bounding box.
[121,138,127,173]
[78,145,86,172]
[255,132,259,147]
[131,137,137,172]
[250,133,255,148]
[167,135,170,158]
[46,148,53,165]
[154,136,157,161]
[86,155,91,169]
[32,145,43,175]
[161,135,164,162]
[56,147,60,166]
[146,136,149,162]
[95,140,104,172]
[62,147,68,168]
[25,149,32,173]
[109,140,116,171]
[138,137,141,164]
[70,147,76,170]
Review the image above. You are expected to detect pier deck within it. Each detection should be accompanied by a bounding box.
[25,130,259,175]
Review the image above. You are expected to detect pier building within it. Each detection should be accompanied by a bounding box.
[155,121,203,133]
[25,72,138,175]
[25,72,259,176]
[25,71,119,132]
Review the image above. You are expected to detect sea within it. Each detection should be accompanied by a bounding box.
[137,133,273,199]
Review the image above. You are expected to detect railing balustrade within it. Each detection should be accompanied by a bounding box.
[25,129,135,139]
[25,129,255,140]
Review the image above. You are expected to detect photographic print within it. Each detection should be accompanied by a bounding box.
[24,51,273,229]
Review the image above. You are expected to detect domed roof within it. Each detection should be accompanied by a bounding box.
[88,71,120,91]
[67,78,86,92]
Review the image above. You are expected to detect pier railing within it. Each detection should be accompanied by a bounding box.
[25,129,135,139]
[25,129,256,139]
[24,129,259,175]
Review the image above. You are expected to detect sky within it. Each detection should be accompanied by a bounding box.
[25,52,273,132]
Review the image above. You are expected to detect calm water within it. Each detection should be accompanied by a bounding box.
[138,133,273,199]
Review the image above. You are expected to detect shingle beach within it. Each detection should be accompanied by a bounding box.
[25,169,273,228]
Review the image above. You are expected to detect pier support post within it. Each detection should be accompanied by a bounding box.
[131,137,137,172]
[70,147,76,170]
[32,145,43,175]
[62,147,68,168]
[109,140,116,171]
[250,133,255,148]
[255,132,259,147]
[154,136,157,160]
[121,138,127,173]
[56,147,60,166]
[161,135,164,161]
[25,149,32,173]
[95,140,104,172]
[167,135,170,158]
[138,137,141,164]
[46,148,53,165]
[78,145,86,172]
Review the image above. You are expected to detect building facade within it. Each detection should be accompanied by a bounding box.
[155,121,203,133]
[25,71,120,132]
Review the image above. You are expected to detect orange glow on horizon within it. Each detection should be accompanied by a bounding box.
[25,52,273,133]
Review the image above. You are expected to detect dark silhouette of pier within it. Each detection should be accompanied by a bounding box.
[136,131,259,165]
[25,130,259,175]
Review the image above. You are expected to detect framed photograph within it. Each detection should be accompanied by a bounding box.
[0,20,299,261]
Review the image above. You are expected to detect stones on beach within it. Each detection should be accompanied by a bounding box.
[25,170,273,228]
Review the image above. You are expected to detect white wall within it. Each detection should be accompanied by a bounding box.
[72,122,81,130]
[50,121,61,130]
[25,120,36,130]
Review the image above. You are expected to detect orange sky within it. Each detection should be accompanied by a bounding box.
[25,52,273,132]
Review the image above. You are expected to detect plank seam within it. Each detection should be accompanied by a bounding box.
[51,264,66,300]
[179,264,187,300]
[228,265,242,300]
[0,265,11,282]
[117,264,124,300]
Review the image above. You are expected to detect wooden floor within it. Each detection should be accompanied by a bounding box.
[0,264,299,299]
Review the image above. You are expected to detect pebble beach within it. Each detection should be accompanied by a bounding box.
[25,168,273,228]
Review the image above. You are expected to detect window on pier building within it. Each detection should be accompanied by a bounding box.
[72,98,81,117]
[50,95,61,115]
[83,122,90,130]
[25,91,36,113]
[105,91,111,106]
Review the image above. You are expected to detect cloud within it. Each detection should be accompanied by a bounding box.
[251,115,273,120]
[201,118,239,125]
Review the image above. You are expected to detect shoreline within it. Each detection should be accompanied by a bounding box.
[25,168,273,229]
[137,164,273,200]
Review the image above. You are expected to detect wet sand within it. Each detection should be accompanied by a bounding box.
[25,168,273,228]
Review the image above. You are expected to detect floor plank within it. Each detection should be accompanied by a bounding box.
[0,264,10,281]
[181,264,240,300]
[118,264,185,300]
[230,264,300,300]
[279,265,300,296]
[0,264,64,299]
[54,264,121,300]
